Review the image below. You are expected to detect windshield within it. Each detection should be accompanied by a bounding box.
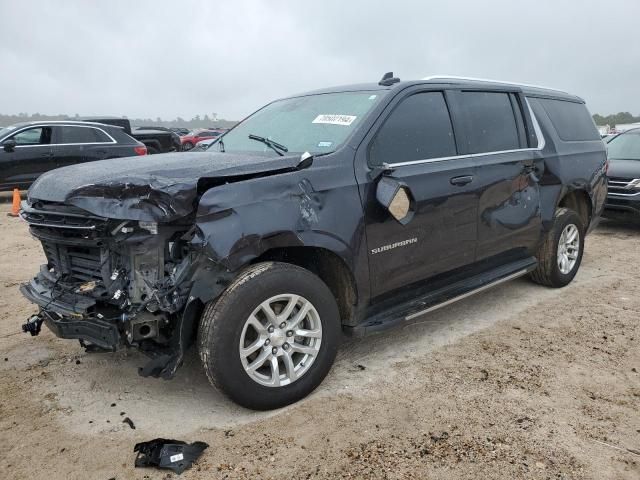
[212,91,384,155]
[0,125,17,140]
[607,131,640,160]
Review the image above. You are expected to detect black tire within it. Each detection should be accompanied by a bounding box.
[182,142,193,151]
[198,262,340,410]
[146,146,159,155]
[529,208,585,288]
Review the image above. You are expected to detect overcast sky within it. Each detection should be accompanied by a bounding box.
[1,0,638,120]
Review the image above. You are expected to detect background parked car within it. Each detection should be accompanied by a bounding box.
[191,138,216,151]
[169,127,190,136]
[80,117,181,154]
[0,120,146,191]
[180,129,225,151]
[603,128,640,222]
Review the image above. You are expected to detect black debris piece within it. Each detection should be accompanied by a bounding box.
[75,359,81,365]
[111,403,117,407]
[356,364,366,371]
[122,417,136,429]
[134,438,209,475]
[4,357,7,362]
[120,411,126,416]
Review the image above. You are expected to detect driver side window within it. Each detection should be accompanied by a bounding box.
[369,91,457,166]
[11,127,52,145]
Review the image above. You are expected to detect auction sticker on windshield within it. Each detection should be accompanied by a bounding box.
[312,114,357,126]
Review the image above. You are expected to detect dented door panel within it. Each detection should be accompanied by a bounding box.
[473,151,543,261]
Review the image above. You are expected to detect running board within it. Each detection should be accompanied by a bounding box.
[345,257,537,337]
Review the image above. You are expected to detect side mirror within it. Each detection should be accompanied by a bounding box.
[376,176,414,225]
[2,139,16,152]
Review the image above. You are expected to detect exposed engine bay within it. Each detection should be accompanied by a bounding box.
[19,201,217,377]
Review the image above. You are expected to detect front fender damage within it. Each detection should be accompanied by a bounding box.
[194,176,323,271]
[144,175,327,379]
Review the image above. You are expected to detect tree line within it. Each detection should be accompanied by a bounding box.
[592,112,640,127]
[0,113,237,129]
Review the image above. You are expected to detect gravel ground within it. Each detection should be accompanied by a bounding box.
[0,204,639,480]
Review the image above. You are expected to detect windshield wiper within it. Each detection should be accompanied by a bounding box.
[248,134,288,156]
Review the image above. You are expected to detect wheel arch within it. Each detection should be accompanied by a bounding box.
[540,185,593,231]
[252,245,358,327]
[557,188,593,229]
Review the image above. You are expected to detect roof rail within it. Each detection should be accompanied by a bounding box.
[422,75,568,94]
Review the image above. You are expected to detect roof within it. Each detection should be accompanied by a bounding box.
[292,75,583,103]
[3,120,121,129]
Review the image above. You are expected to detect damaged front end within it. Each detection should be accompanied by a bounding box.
[19,201,220,378]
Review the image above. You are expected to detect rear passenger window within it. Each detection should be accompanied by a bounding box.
[370,92,456,166]
[538,99,600,141]
[58,126,111,144]
[459,91,521,154]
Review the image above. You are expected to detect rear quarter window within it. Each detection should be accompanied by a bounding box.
[538,98,600,141]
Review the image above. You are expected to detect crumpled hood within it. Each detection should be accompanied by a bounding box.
[28,151,303,222]
[607,158,640,179]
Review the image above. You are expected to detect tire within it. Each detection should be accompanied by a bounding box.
[198,262,340,410]
[146,146,159,155]
[529,208,585,288]
[182,142,193,151]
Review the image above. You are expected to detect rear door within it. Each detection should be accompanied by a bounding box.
[449,89,543,261]
[51,125,115,168]
[356,88,478,298]
[0,126,54,189]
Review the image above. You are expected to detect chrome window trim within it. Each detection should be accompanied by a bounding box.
[2,124,117,148]
[382,98,545,169]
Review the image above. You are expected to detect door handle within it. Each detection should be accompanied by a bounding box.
[450,175,473,186]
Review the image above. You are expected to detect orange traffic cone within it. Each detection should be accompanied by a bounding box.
[7,188,20,217]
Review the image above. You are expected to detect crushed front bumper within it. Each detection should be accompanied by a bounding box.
[42,311,120,350]
[20,267,121,350]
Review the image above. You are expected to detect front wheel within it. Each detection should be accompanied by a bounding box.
[198,262,340,410]
[529,208,585,288]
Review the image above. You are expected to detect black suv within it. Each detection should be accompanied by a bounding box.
[19,75,606,410]
[603,128,640,221]
[0,121,146,191]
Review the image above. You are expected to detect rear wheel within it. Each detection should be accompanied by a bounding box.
[529,208,584,287]
[146,146,159,155]
[198,262,340,410]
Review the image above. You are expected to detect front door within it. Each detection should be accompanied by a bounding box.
[356,90,478,298]
[0,126,54,189]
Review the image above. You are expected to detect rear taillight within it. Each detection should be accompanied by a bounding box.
[134,145,147,156]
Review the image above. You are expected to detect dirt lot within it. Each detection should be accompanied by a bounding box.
[0,204,639,480]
